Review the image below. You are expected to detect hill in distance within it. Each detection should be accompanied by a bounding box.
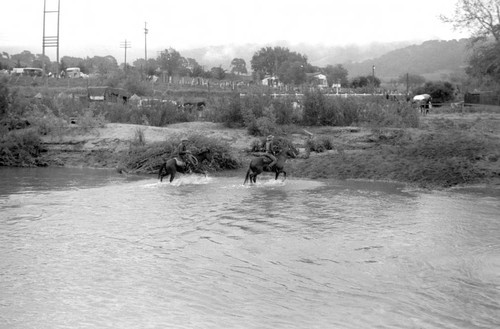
[179,38,470,81]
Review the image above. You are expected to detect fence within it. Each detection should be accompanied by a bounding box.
[464,92,500,106]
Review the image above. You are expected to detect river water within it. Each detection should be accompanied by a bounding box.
[1,167,499,329]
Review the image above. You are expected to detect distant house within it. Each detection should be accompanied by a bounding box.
[88,87,129,103]
[307,73,328,89]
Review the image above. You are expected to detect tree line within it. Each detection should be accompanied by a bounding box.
[0,47,380,90]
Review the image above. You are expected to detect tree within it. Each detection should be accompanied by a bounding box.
[210,66,226,80]
[324,64,349,87]
[158,48,187,78]
[251,46,308,80]
[466,41,500,83]
[350,76,369,88]
[442,1,500,84]
[11,50,36,67]
[278,61,306,85]
[414,81,455,103]
[230,58,248,75]
[92,56,119,75]
[441,0,500,42]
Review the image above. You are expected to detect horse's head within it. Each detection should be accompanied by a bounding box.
[281,147,297,158]
[197,147,213,163]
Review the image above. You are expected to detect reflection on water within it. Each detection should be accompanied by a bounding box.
[0,167,499,329]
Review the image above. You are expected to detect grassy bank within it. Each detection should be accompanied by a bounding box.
[289,128,498,188]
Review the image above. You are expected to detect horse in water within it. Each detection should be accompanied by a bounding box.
[243,148,297,184]
[158,147,213,182]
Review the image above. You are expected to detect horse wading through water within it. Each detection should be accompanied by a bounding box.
[158,147,213,182]
[243,148,296,184]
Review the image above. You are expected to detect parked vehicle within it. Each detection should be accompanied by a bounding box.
[66,67,81,78]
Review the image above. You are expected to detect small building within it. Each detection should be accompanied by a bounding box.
[307,73,328,89]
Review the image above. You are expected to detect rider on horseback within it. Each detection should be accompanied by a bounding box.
[263,135,277,171]
[174,137,193,171]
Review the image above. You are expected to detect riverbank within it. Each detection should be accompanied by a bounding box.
[35,110,500,188]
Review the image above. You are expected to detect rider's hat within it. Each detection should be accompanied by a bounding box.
[181,137,189,142]
[267,135,274,140]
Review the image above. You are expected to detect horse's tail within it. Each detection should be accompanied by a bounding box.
[243,167,251,185]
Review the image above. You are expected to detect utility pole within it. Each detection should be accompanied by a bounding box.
[42,0,60,75]
[372,65,375,94]
[406,72,410,100]
[144,22,148,62]
[120,39,131,70]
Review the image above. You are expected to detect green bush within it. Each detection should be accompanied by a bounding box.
[305,136,333,153]
[219,93,245,128]
[122,132,241,174]
[0,129,43,166]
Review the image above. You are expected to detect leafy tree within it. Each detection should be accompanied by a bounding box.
[158,48,187,78]
[324,64,349,87]
[11,50,36,67]
[90,56,119,75]
[61,56,84,68]
[230,58,248,75]
[442,1,500,84]
[466,41,500,83]
[210,66,226,80]
[414,81,455,103]
[191,64,205,77]
[350,76,369,88]
[441,0,500,42]
[251,46,308,80]
[366,75,381,88]
[278,61,306,85]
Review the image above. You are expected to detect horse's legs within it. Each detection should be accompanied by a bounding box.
[169,172,175,183]
[275,170,286,181]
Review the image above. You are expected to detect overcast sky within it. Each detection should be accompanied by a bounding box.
[0,0,468,63]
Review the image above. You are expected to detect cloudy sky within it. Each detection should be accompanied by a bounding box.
[0,0,468,63]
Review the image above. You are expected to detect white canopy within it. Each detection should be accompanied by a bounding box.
[413,94,431,101]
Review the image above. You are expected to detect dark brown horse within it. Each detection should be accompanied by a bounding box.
[158,147,213,182]
[243,148,296,184]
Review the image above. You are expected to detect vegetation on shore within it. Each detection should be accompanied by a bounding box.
[289,128,498,188]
